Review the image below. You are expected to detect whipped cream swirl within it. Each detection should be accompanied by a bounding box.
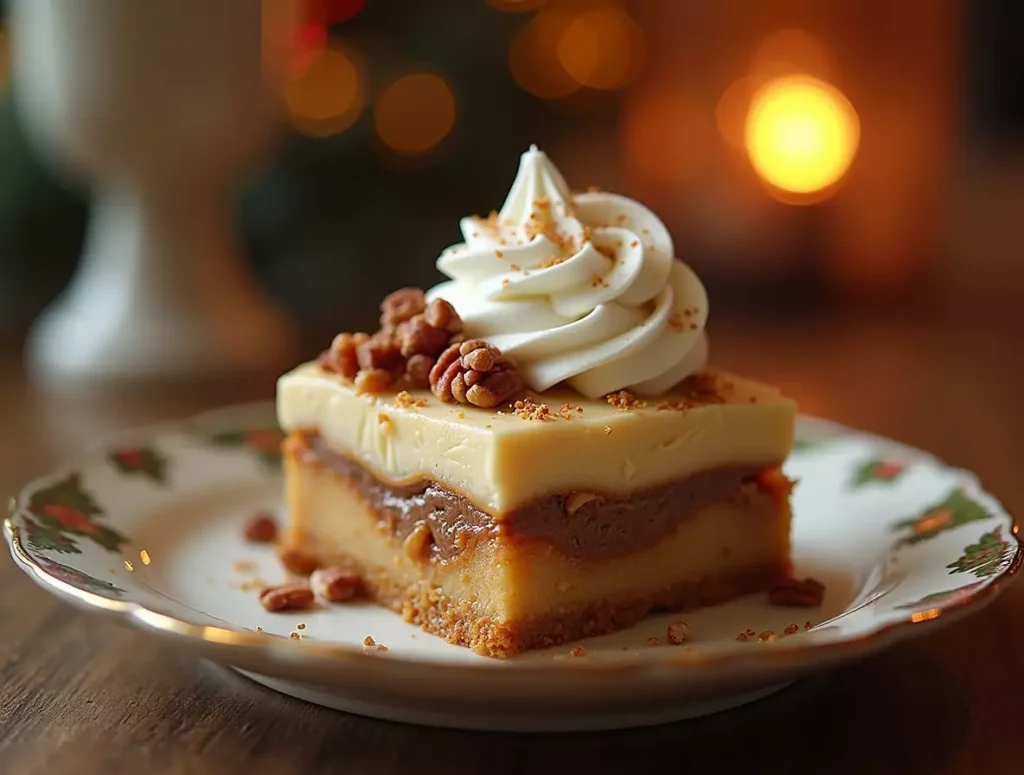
[426,145,709,399]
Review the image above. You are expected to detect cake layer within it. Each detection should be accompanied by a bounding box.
[283,444,791,656]
[277,363,796,514]
[290,430,788,561]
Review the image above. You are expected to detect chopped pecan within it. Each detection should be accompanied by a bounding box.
[259,583,315,612]
[429,339,525,408]
[276,546,319,576]
[354,368,393,394]
[768,577,826,608]
[396,315,450,358]
[310,566,363,602]
[243,511,278,543]
[380,287,425,330]
[321,332,367,378]
[423,298,463,334]
[405,354,434,388]
[356,331,403,373]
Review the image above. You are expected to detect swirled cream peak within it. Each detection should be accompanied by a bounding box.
[427,145,709,399]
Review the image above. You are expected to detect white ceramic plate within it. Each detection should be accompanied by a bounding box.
[5,404,1020,732]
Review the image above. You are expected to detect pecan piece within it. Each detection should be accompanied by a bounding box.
[396,315,449,358]
[423,298,463,334]
[405,354,434,389]
[429,340,525,408]
[768,577,826,608]
[380,287,425,330]
[354,367,393,394]
[259,583,315,612]
[356,330,403,373]
[310,566,363,602]
[243,511,278,543]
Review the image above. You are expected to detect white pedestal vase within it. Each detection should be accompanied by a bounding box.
[10,0,299,388]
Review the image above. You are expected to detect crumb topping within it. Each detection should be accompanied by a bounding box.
[513,397,550,421]
[394,390,426,409]
[606,390,646,410]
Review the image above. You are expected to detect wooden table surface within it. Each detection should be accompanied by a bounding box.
[1,309,1022,775]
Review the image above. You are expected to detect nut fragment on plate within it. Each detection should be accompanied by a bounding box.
[276,546,319,577]
[429,339,525,408]
[666,621,690,645]
[310,566,362,602]
[259,583,315,612]
[242,511,278,543]
[768,577,826,608]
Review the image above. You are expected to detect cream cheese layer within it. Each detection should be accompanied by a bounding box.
[276,362,796,515]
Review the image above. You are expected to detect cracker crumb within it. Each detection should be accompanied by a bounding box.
[457,411,465,419]
[667,621,690,645]
[363,635,376,647]
[289,632,301,640]
[603,425,612,434]
[495,250,503,259]
[783,623,800,636]
[297,623,306,630]
[395,390,426,409]
[570,646,586,657]
[559,402,574,420]
[758,631,779,642]
[255,626,264,634]
[377,413,394,434]
[376,644,389,652]
[668,312,685,331]
[606,390,646,410]
[501,278,510,288]
[805,621,814,630]
[630,240,639,248]
[646,637,660,647]
[513,397,550,421]
[233,560,257,573]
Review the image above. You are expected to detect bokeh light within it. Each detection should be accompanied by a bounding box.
[509,9,579,99]
[744,75,859,199]
[375,72,456,155]
[308,0,366,24]
[555,6,644,90]
[751,29,835,81]
[622,85,713,187]
[0,30,9,94]
[285,44,364,138]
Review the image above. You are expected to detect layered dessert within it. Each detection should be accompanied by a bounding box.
[276,146,798,657]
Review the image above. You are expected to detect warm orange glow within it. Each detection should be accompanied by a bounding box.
[285,45,363,137]
[488,0,547,12]
[375,73,456,155]
[716,77,758,149]
[622,86,712,187]
[910,609,942,623]
[509,9,579,99]
[555,7,644,90]
[751,29,834,80]
[745,75,859,200]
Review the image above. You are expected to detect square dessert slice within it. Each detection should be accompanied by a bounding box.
[277,363,796,657]
[273,145,800,657]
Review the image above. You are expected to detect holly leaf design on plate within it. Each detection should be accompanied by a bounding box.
[36,556,125,596]
[946,526,1012,578]
[894,581,987,611]
[26,473,129,553]
[892,488,990,547]
[207,427,284,468]
[22,517,80,554]
[108,447,168,485]
[851,459,907,488]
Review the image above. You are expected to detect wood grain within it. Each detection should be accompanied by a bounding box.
[1,310,1022,775]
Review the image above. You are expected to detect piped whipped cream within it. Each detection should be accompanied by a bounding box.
[426,145,709,399]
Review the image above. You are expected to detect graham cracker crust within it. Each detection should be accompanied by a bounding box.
[313,551,787,658]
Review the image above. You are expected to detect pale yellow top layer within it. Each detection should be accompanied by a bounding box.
[276,362,797,515]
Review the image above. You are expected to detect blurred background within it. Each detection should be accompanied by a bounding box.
[0,0,1020,349]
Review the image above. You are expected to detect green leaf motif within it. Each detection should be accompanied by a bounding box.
[23,518,80,554]
[108,447,168,485]
[851,458,907,488]
[894,581,986,611]
[946,526,1012,578]
[208,427,284,468]
[892,488,990,547]
[36,557,125,596]
[26,473,129,554]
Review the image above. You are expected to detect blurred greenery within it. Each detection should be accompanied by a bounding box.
[0,2,624,335]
